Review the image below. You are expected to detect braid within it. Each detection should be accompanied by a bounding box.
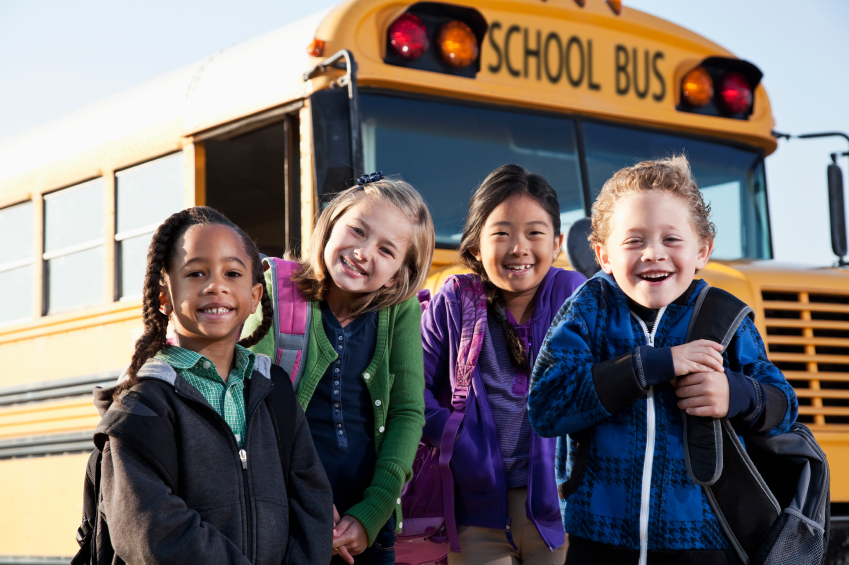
[239,284,273,348]
[489,291,530,374]
[114,206,270,399]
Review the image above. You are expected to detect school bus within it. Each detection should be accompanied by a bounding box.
[0,0,846,560]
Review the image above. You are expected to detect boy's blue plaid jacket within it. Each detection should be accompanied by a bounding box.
[528,273,797,553]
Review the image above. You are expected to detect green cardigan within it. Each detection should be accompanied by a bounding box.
[243,285,425,545]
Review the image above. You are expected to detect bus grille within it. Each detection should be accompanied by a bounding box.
[762,290,849,427]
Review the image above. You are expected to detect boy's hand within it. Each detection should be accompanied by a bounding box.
[333,515,368,561]
[674,372,730,418]
[670,340,724,376]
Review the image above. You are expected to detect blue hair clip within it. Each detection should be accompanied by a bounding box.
[356,171,384,189]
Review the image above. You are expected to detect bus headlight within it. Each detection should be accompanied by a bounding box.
[437,20,479,69]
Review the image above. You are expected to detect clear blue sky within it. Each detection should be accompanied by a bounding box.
[1,0,846,266]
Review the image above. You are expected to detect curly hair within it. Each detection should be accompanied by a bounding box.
[115,206,272,398]
[589,155,715,253]
[291,177,435,317]
[458,164,562,373]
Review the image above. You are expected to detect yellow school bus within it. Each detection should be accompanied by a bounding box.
[0,0,846,560]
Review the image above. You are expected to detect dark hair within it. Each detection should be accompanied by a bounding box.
[458,164,562,373]
[116,206,272,397]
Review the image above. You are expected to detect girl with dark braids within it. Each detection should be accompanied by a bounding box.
[94,206,334,565]
[420,165,585,564]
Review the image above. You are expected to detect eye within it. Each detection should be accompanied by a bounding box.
[350,225,364,236]
[623,238,642,246]
[186,270,204,278]
[380,247,395,258]
[491,230,508,237]
[226,270,243,278]
[665,236,683,244]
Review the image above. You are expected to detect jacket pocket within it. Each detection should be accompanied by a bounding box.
[557,430,590,500]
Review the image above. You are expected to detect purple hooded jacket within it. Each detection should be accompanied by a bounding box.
[420,267,586,550]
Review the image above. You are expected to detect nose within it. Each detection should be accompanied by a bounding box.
[354,242,373,262]
[642,241,667,262]
[510,236,530,256]
[204,272,231,294]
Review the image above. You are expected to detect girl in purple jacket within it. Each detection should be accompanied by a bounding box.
[421,165,585,564]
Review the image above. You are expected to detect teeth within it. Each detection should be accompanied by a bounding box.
[505,265,533,272]
[342,256,366,275]
[641,273,670,280]
[201,307,230,314]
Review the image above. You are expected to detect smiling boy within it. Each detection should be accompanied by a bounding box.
[527,156,797,564]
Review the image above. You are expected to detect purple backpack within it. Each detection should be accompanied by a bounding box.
[395,275,488,565]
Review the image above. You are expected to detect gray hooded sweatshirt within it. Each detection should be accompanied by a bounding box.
[95,355,333,564]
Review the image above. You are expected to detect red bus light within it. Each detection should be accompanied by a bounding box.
[719,72,753,114]
[437,20,479,68]
[389,13,429,60]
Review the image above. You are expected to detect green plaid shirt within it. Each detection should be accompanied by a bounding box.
[155,344,256,448]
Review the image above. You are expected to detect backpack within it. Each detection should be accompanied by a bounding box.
[395,274,488,565]
[262,258,311,388]
[72,363,299,564]
[682,286,830,565]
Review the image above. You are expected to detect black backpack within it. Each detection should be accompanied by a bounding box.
[72,363,298,564]
[683,286,830,565]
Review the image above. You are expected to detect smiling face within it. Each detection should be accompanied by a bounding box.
[322,198,410,301]
[160,224,262,348]
[472,194,563,303]
[595,191,713,309]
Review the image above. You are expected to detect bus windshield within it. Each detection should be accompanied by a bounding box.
[359,93,771,260]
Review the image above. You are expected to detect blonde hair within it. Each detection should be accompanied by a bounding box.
[590,155,716,251]
[292,177,435,316]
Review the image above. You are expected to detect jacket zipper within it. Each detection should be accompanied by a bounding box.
[176,387,267,562]
[631,306,666,565]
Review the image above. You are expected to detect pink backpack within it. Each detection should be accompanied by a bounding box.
[262,258,310,387]
[395,275,488,565]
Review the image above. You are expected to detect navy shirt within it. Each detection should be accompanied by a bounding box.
[304,302,378,516]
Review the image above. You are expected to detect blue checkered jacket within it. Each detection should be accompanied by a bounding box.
[528,273,797,552]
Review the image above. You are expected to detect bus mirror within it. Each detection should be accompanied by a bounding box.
[827,157,848,261]
[566,218,600,279]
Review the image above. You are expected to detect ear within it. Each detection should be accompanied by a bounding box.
[553,233,565,261]
[469,246,481,262]
[250,282,263,314]
[159,289,173,316]
[595,243,614,274]
[695,239,714,270]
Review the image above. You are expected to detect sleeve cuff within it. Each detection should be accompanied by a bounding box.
[726,369,761,422]
[592,352,647,414]
[634,346,675,387]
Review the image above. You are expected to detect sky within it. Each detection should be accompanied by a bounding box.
[1,0,847,266]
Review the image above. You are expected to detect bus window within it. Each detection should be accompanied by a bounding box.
[43,179,104,314]
[205,121,293,258]
[115,153,185,299]
[582,122,771,260]
[0,200,33,324]
[359,93,584,246]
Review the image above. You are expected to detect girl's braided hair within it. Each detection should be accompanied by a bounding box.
[115,206,272,398]
[459,164,562,373]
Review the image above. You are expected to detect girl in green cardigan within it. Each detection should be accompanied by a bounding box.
[244,176,434,564]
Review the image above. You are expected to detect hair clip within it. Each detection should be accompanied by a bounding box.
[356,171,384,189]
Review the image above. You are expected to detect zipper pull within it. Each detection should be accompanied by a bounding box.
[239,449,247,469]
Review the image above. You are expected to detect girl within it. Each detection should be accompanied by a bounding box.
[96,206,334,564]
[420,164,586,564]
[528,157,796,564]
[243,176,435,564]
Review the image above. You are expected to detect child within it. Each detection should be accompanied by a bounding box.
[243,176,434,564]
[528,156,798,564]
[96,207,333,564]
[420,164,585,564]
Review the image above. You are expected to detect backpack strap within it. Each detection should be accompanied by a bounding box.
[682,286,754,486]
[265,258,311,388]
[682,286,781,562]
[437,274,488,553]
[264,363,300,495]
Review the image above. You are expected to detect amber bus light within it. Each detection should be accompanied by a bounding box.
[681,66,713,107]
[437,20,479,68]
[719,72,753,114]
[389,13,429,59]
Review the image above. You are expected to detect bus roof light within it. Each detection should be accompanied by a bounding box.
[437,20,479,69]
[719,72,753,114]
[608,0,623,14]
[681,66,713,107]
[389,13,429,60]
[307,39,325,57]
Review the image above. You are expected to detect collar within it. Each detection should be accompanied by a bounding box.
[155,344,256,384]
